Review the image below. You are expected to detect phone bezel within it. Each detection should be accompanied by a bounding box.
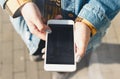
[44,20,76,72]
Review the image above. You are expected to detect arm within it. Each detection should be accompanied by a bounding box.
[3,0,32,18]
[20,2,50,40]
[75,0,120,62]
[1,0,50,40]
[78,0,120,32]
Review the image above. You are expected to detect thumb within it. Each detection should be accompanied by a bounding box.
[54,15,63,19]
[75,44,85,63]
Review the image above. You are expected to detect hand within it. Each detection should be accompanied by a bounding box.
[74,22,91,63]
[41,15,63,59]
[21,2,50,40]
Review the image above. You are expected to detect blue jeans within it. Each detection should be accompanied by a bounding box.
[9,0,46,55]
[10,16,42,55]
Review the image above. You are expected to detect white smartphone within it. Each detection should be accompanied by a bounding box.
[44,20,76,72]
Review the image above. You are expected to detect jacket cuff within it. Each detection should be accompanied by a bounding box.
[78,4,110,33]
[5,0,32,18]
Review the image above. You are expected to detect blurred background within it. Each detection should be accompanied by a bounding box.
[0,7,120,79]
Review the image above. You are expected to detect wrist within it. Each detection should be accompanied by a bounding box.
[20,2,34,14]
[74,22,91,60]
[75,17,97,36]
[74,21,91,51]
[75,22,91,37]
[5,0,32,18]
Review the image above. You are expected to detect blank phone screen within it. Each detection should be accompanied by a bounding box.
[46,24,74,64]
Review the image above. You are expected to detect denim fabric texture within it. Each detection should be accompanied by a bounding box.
[0,0,120,54]
[0,0,6,8]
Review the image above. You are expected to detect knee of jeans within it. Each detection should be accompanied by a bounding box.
[10,16,29,34]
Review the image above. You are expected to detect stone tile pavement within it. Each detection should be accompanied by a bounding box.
[0,7,52,79]
[89,13,120,79]
[0,6,120,79]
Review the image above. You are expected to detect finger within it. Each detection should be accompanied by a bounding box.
[41,48,46,53]
[75,45,82,63]
[74,43,84,63]
[75,44,77,54]
[75,53,81,63]
[28,22,46,40]
[32,11,47,33]
[75,42,85,58]
[45,24,52,33]
[35,30,46,40]
[33,5,46,32]
[42,54,45,59]
[34,19,46,32]
[54,15,63,19]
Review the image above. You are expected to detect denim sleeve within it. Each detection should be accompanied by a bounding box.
[78,0,120,32]
[0,0,6,9]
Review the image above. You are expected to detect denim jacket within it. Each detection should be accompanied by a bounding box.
[61,0,120,52]
[0,0,120,54]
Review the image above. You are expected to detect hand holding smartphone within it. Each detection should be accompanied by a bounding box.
[44,20,76,72]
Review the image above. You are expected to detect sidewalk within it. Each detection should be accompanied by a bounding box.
[0,6,120,79]
[89,13,120,79]
[0,7,52,79]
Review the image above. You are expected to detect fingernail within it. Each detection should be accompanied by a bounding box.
[41,48,45,53]
[46,29,52,33]
[75,55,81,63]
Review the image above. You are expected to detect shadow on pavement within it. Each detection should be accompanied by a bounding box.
[63,43,120,79]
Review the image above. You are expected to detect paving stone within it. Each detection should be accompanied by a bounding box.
[2,42,13,64]
[0,41,2,78]
[0,7,3,26]
[39,70,52,79]
[113,18,120,43]
[38,61,44,70]
[26,61,38,79]
[0,34,2,42]
[101,71,113,79]
[105,26,119,44]
[13,50,25,72]
[2,23,13,33]
[14,72,26,79]
[70,68,89,79]
[110,63,120,71]
[0,15,2,33]
[0,13,2,78]
[2,31,13,42]
[112,70,120,79]
[1,64,13,79]
[1,11,10,23]
[13,32,26,50]
[24,47,30,61]
[100,64,113,72]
